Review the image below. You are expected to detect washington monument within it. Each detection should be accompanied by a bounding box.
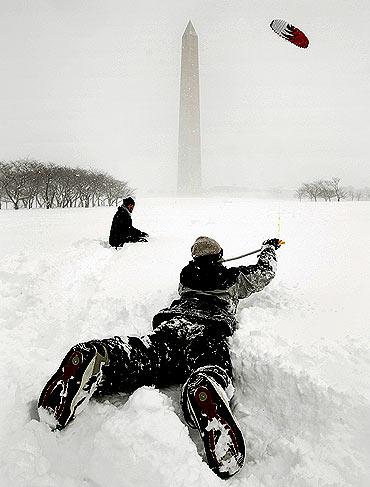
[177,21,201,194]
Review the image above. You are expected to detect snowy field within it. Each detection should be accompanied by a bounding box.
[0,197,369,487]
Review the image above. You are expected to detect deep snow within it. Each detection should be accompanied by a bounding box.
[0,197,369,487]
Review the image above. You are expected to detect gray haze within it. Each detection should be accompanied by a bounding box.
[1,0,369,193]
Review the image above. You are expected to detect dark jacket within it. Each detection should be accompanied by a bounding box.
[109,206,147,247]
[152,244,277,335]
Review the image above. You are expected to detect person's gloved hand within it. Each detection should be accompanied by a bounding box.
[141,232,149,238]
[262,238,284,250]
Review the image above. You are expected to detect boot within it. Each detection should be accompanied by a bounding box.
[38,342,109,429]
[182,366,245,479]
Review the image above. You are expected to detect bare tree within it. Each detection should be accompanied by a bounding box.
[328,177,347,202]
[295,186,305,201]
[37,163,60,208]
[362,187,370,200]
[346,186,355,201]
[0,159,133,210]
[0,159,41,209]
[296,177,354,202]
[301,181,323,202]
[54,166,79,208]
[103,176,132,206]
[318,180,335,201]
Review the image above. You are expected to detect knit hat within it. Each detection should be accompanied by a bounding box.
[191,236,222,258]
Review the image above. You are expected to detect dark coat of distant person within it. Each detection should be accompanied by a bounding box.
[109,197,148,248]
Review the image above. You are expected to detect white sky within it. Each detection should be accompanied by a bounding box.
[1,0,369,193]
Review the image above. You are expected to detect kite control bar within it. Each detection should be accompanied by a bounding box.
[220,240,285,263]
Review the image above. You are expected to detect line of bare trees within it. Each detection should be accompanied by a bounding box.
[0,159,133,210]
[296,178,370,202]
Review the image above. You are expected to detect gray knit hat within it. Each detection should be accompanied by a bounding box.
[191,236,222,258]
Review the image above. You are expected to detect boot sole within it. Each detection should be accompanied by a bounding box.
[186,374,245,478]
[38,346,108,429]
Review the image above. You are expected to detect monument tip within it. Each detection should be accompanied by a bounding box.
[184,20,197,36]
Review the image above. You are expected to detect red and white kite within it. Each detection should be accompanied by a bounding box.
[270,19,309,48]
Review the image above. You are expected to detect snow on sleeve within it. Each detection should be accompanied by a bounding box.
[236,245,277,299]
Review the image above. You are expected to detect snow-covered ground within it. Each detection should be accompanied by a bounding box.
[0,197,369,487]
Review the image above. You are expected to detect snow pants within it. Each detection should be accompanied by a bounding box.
[78,317,233,400]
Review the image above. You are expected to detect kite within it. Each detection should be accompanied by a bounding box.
[270,19,309,48]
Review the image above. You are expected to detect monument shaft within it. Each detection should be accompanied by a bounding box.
[178,21,201,194]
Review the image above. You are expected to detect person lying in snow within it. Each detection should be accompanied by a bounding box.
[38,236,282,479]
[109,197,148,248]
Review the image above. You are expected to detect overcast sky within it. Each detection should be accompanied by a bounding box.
[1,0,369,193]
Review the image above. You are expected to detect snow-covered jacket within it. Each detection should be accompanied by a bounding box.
[152,244,277,335]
